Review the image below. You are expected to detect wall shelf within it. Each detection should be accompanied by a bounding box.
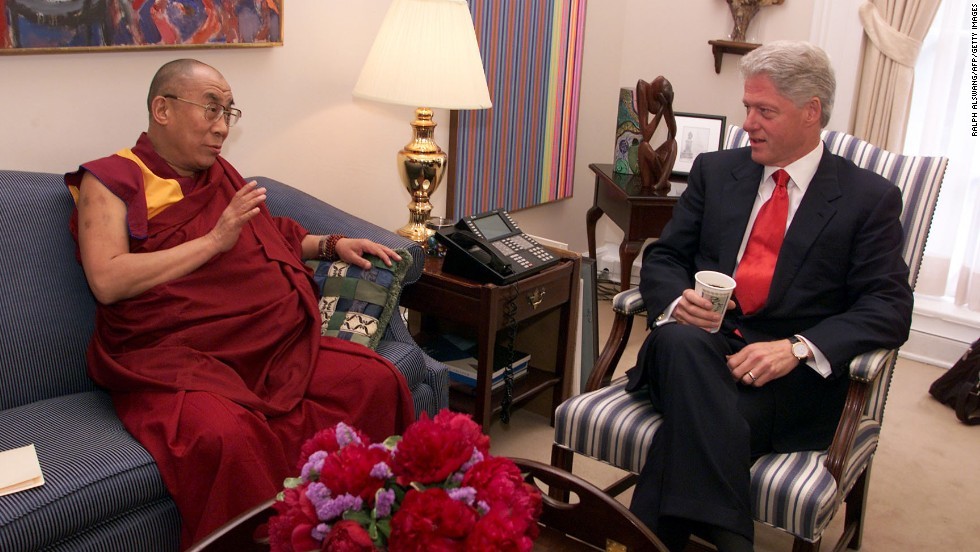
[708,39,760,73]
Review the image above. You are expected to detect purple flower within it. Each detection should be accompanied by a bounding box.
[448,486,477,506]
[375,488,396,518]
[335,422,362,448]
[448,448,485,485]
[301,450,328,481]
[476,500,490,516]
[306,482,331,512]
[315,493,363,522]
[370,461,393,480]
[311,522,329,542]
[460,448,484,473]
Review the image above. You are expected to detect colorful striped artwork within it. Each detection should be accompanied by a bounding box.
[449,0,587,217]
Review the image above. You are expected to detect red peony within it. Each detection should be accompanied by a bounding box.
[462,456,542,536]
[317,443,390,506]
[388,488,478,552]
[465,508,536,552]
[322,520,376,552]
[390,414,475,485]
[268,411,542,552]
[296,422,371,469]
[432,410,491,457]
[268,485,320,552]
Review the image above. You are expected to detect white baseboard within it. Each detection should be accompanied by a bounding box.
[900,330,965,367]
[904,295,979,367]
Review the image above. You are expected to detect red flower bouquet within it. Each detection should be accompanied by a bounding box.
[268,409,542,552]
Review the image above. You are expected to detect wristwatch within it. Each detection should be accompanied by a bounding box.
[788,335,811,361]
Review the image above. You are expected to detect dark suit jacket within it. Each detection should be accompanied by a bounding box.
[636,144,914,380]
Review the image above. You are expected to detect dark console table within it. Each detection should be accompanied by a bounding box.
[585,163,684,290]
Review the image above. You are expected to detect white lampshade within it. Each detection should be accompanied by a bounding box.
[354,0,492,110]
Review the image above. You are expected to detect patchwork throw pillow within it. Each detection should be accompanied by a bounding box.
[311,249,412,350]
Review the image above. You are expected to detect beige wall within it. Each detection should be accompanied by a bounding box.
[0,0,835,254]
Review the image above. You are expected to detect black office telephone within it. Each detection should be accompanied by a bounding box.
[434,209,560,285]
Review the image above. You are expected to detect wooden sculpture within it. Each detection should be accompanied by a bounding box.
[636,76,677,193]
[726,0,785,43]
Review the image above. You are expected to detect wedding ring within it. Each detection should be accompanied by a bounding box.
[747,371,757,382]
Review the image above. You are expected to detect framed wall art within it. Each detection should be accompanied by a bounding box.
[1,0,283,54]
[673,112,727,177]
[448,0,587,218]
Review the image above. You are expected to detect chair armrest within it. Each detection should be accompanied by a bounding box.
[848,347,896,383]
[587,288,646,392]
[252,176,424,285]
[824,348,896,483]
[612,288,647,316]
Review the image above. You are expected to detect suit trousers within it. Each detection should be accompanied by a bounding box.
[627,323,849,541]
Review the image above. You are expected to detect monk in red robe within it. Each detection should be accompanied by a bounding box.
[65,59,415,549]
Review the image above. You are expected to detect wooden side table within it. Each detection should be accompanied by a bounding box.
[400,252,580,431]
[586,163,684,290]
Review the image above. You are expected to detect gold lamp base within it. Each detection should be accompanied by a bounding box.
[396,107,448,243]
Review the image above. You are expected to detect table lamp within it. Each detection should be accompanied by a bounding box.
[353,0,492,242]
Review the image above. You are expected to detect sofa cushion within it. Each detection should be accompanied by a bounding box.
[310,249,412,350]
[0,391,178,551]
[0,170,97,411]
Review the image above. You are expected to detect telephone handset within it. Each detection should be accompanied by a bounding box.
[435,209,560,285]
[447,230,515,277]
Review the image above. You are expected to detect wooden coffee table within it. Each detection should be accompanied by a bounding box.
[188,458,666,551]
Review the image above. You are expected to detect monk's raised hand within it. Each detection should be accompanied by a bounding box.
[209,181,266,252]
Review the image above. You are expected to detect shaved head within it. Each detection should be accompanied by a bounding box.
[147,59,220,111]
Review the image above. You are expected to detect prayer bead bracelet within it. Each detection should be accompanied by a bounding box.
[317,234,346,261]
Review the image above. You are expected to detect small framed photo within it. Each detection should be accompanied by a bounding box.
[673,112,728,177]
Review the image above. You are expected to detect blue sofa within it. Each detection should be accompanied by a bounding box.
[0,170,448,551]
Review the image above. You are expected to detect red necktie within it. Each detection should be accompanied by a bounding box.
[735,169,790,314]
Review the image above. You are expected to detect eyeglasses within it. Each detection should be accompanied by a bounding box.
[163,94,242,127]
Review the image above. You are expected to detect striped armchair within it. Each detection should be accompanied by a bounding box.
[552,127,947,551]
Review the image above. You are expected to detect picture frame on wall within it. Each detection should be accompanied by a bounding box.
[449,0,586,218]
[1,1,283,54]
[672,112,727,177]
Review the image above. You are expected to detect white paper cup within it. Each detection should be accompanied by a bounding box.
[694,270,736,333]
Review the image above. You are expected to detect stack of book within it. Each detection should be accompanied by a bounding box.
[423,334,530,390]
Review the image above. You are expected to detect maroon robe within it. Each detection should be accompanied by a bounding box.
[66,134,414,548]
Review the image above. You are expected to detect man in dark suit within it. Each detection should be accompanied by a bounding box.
[626,41,913,551]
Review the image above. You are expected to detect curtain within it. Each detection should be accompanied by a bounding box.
[904,0,980,312]
[852,0,942,151]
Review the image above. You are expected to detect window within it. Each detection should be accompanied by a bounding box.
[904,0,980,316]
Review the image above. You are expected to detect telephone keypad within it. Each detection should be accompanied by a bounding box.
[494,235,558,269]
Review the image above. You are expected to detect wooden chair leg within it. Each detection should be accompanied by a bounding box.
[840,467,871,550]
[550,444,575,501]
[792,536,821,552]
